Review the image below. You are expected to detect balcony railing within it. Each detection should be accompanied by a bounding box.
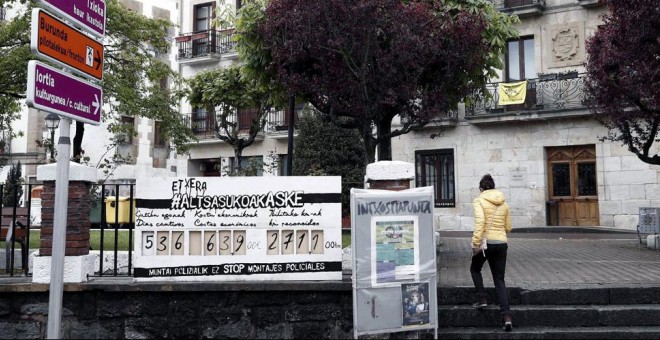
[185,112,218,140]
[466,72,587,117]
[504,0,544,7]
[184,107,301,141]
[491,0,545,16]
[175,28,237,61]
[265,109,299,135]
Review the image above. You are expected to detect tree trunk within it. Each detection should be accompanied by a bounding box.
[376,119,392,161]
[233,143,244,174]
[72,121,85,163]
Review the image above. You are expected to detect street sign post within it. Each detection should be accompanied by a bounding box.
[30,8,104,81]
[26,60,102,125]
[28,5,106,339]
[36,0,105,38]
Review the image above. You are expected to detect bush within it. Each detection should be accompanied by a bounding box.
[293,108,366,216]
[2,161,23,207]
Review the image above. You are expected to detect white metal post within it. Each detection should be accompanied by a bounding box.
[47,117,71,339]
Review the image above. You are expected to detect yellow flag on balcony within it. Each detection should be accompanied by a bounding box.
[497,80,527,105]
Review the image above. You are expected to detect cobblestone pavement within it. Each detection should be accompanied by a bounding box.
[437,231,660,289]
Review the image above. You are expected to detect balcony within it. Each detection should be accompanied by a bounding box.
[576,0,603,8]
[398,109,459,130]
[265,108,300,139]
[175,28,237,65]
[465,72,589,124]
[183,109,268,143]
[184,113,217,140]
[493,0,545,17]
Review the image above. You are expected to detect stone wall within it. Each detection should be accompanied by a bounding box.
[0,282,358,339]
[393,118,660,231]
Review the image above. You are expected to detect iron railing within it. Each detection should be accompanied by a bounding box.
[175,28,236,61]
[504,0,544,8]
[0,183,39,277]
[183,108,301,139]
[489,0,545,9]
[466,72,586,117]
[0,183,138,277]
[89,183,136,277]
[265,108,299,133]
[2,179,367,278]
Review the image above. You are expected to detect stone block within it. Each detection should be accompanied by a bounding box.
[602,156,621,172]
[646,184,660,199]
[613,215,639,230]
[31,254,96,283]
[647,235,660,250]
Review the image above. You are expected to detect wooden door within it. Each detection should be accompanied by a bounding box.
[547,146,599,226]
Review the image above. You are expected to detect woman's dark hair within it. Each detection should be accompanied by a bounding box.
[479,174,495,191]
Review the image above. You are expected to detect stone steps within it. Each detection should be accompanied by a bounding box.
[436,287,660,339]
[438,326,660,339]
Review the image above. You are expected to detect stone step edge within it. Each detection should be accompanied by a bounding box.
[439,304,660,310]
[438,326,660,339]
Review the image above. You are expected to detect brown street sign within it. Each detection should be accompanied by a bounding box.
[30,8,104,81]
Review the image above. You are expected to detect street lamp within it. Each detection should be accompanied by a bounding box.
[44,112,60,161]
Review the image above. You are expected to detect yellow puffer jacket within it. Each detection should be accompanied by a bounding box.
[472,189,512,248]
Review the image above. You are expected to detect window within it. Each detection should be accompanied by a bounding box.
[506,36,536,81]
[119,116,134,144]
[278,154,289,176]
[230,156,263,176]
[154,121,166,147]
[192,107,214,134]
[194,3,214,32]
[238,108,259,131]
[159,77,169,91]
[192,3,215,56]
[415,149,455,207]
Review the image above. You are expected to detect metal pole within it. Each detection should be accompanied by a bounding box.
[50,128,55,161]
[286,95,294,176]
[47,118,71,339]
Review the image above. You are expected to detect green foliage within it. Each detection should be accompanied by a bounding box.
[241,0,519,162]
[2,161,23,207]
[0,1,31,145]
[187,66,272,172]
[442,0,519,85]
[234,0,288,107]
[102,0,194,155]
[293,108,366,215]
[0,0,195,160]
[585,0,660,165]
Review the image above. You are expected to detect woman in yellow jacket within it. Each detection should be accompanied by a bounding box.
[471,174,513,332]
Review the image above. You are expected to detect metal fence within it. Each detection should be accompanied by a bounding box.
[175,29,236,60]
[0,183,41,277]
[2,180,364,278]
[465,72,586,116]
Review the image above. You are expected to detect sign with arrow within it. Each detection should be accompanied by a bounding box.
[26,60,102,125]
[36,0,106,38]
[30,8,104,81]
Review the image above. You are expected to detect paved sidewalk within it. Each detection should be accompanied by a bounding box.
[437,230,660,289]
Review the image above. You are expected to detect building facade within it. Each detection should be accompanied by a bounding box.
[174,0,296,178]
[392,0,660,231]
[5,0,657,231]
[2,0,180,193]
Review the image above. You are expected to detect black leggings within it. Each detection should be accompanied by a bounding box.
[470,243,510,313]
